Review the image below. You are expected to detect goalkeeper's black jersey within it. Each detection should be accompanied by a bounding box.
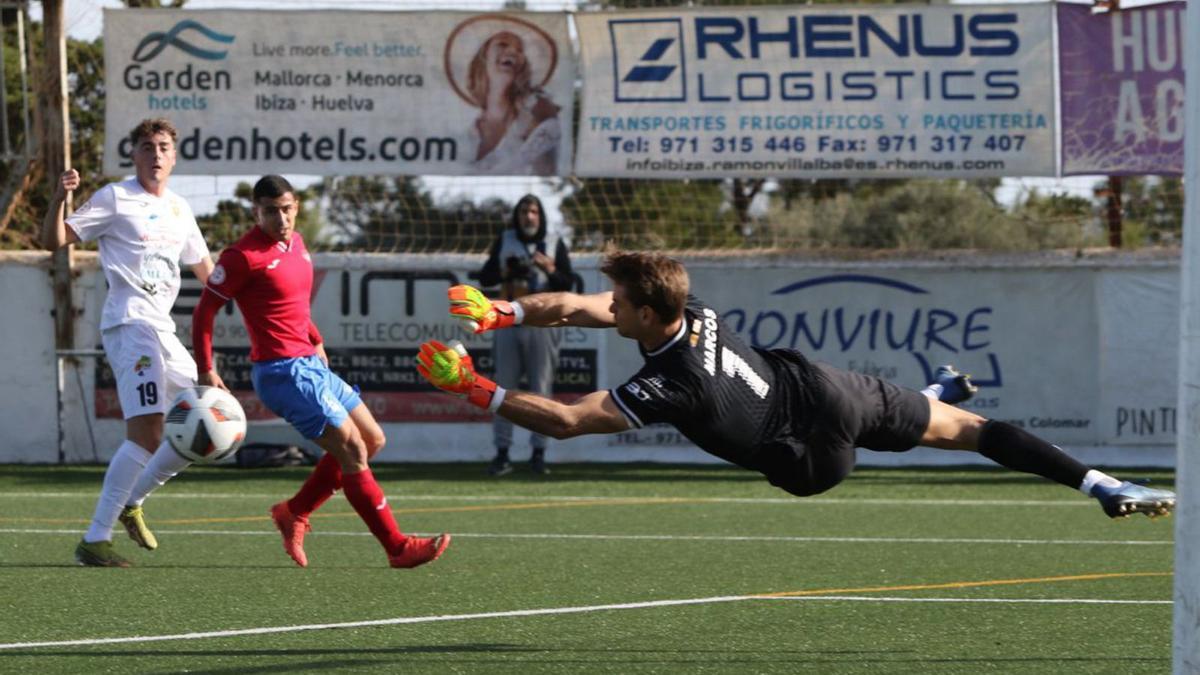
[609,296,821,468]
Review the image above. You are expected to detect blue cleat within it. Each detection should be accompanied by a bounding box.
[1093,481,1176,519]
[932,365,978,405]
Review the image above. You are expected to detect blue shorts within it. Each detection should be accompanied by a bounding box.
[252,354,362,439]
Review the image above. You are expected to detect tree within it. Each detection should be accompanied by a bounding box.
[1107,176,1184,247]
[1009,189,1102,250]
[0,25,112,248]
[560,178,737,250]
[766,179,1106,251]
[313,176,510,254]
[196,181,323,252]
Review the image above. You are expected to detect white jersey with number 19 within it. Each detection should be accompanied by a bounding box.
[66,178,209,332]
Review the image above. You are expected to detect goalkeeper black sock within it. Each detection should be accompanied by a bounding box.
[976,420,1089,489]
[495,447,509,461]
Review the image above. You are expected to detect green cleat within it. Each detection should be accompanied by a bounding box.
[118,505,158,550]
[74,539,132,568]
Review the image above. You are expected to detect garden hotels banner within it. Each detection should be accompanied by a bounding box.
[103,10,575,176]
[575,5,1057,178]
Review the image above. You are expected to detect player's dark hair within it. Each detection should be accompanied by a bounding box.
[130,118,178,148]
[252,175,296,202]
[601,250,688,322]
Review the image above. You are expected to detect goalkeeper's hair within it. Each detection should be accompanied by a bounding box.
[601,250,689,323]
[252,175,296,203]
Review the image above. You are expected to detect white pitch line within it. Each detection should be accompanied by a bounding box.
[0,527,1172,546]
[0,492,1106,507]
[0,595,752,651]
[767,596,1173,605]
[0,593,1170,651]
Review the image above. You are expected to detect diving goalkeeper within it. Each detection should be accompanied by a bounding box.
[416,250,1175,519]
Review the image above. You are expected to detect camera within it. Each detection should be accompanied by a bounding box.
[505,255,531,279]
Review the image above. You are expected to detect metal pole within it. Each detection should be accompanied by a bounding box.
[55,349,104,464]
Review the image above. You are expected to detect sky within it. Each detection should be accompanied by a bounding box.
[37,0,1106,221]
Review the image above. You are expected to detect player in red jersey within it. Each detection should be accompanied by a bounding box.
[192,175,449,569]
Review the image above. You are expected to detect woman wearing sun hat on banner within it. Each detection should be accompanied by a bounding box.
[444,14,563,175]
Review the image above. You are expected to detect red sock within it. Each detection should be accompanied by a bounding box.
[341,468,406,556]
[287,453,342,518]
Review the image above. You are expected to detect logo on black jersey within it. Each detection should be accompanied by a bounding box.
[624,381,652,402]
[701,308,719,376]
[626,376,669,403]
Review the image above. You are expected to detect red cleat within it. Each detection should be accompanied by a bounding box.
[388,533,451,569]
[270,501,311,568]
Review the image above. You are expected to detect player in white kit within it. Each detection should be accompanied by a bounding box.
[41,118,215,567]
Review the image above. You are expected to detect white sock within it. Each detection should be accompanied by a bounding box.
[84,440,152,543]
[1079,469,1123,497]
[128,441,192,507]
[920,384,944,400]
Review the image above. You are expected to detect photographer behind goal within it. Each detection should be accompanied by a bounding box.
[476,194,574,475]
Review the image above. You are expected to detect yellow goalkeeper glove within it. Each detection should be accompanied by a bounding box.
[448,285,521,334]
[416,339,503,411]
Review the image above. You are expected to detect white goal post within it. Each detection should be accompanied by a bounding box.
[1174,0,1200,671]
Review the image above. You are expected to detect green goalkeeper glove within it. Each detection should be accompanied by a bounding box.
[448,285,522,334]
[416,339,504,411]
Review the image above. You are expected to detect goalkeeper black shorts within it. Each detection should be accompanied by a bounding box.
[753,361,931,497]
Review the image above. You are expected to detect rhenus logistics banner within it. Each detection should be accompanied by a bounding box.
[103,10,574,176]
[576,5,1056,178]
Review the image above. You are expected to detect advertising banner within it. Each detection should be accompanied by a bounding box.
[65,254,1179,465]
[604,261,1178,455]
[95,258,604,423]
[1095,270,1180,445]
[103,10,575,176]
[576,5,1056,178]
[1059,2,1185,175]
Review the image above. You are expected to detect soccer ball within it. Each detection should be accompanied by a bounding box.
[165,386,247,463]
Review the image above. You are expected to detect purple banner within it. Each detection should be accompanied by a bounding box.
[1058,3,1185,175]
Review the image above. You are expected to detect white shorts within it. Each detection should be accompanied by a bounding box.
[101,323,197,419]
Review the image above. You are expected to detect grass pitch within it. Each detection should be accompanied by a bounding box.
[0,463,1175,673]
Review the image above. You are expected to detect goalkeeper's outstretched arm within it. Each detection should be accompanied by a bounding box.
[497,390,630,440]
[449,285,615,333]
[416,339,628,439]
[515,291,616,329]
